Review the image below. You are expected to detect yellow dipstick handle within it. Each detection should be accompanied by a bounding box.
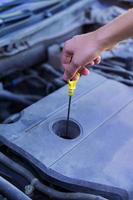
[68,73,80,96]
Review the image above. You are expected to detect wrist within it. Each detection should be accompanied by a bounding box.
[95,27,116,52]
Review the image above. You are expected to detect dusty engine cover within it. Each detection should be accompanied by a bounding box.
[1,72,133,200]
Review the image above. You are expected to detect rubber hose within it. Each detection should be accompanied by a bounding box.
[0,153,108,200]
[35,181,108,200]
[0,176,31,200]
[95,70,133,86]
[0,91,31,105]
[0,153,34,182]
[93,65,133,78]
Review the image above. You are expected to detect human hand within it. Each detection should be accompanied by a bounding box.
[62,32,104,80]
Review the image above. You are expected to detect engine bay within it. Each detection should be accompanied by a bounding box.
[0,0,133,124]
[0,0,133,200]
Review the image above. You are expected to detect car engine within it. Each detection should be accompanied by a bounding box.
[0,0,133,200]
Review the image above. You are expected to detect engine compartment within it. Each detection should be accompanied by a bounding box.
[0,0,133,200]
[0,0,133,124]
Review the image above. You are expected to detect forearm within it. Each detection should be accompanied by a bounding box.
[96,9,133,50]
[62,9,133,80]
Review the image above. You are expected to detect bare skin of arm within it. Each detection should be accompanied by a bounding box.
[62,9,133,80]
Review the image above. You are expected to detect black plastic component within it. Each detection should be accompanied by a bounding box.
[1,10,32,25]
[0,1,133,200]
[0,176,31,200]
[45,0,79,17]
[1,73,132,200]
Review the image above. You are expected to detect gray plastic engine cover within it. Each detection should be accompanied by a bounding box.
[1,72,133,199]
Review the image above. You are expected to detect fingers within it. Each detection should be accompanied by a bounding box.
[86,56,101,66]
[71,73,81,81]
[61,51,72,65]
[89,61,95,66]
[80,67,90,76]
[61,40,74,66]
[70,68,89,80]
[79,57,101,77]
[63,56,101,81]
[63,58,80,80]
[94,56,101,65]
[62,38,101,80]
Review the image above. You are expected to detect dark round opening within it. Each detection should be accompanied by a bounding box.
[52,119,81,139]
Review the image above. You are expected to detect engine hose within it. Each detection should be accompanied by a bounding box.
[0,90,41,105]
[0,153,108,200]
[53,78,65,87]
[12,75,49,86]
[35,181,108,200]
[94,70,133,86]
[0,153,35,182]
[93,65,133,78]
[41,64,62,77]
[0,91,31,105]
[0,176,31,200]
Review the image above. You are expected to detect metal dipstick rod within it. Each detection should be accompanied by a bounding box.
[66,95,72,138]
[65,73,80,138]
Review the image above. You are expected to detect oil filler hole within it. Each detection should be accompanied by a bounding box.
[52,119,81,139]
